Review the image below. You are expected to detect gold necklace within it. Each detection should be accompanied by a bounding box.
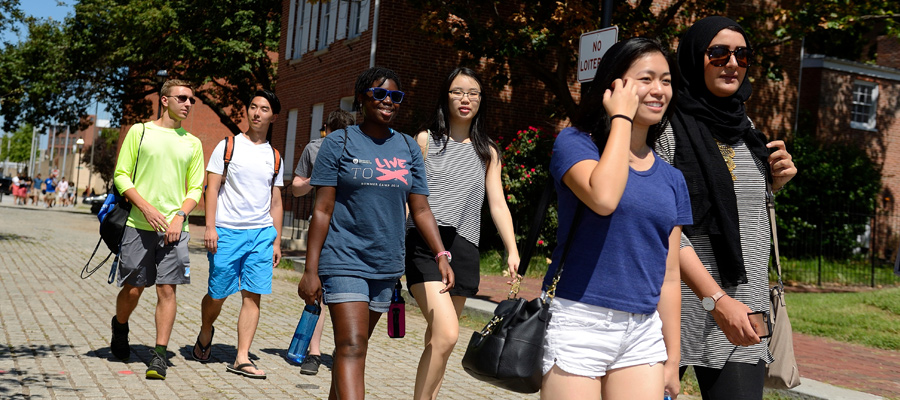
[715,139,736,181]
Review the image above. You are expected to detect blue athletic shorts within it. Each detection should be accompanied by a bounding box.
[207,226,276,299]
[321,275,395,313]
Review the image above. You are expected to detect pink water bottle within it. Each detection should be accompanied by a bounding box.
[388,281,405,338]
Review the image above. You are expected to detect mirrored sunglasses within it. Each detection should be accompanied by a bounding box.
[706,45,753,68]
[166,95,197,104]
[367,87,405,104]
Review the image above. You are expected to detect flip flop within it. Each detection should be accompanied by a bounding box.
[226,362,267,379]
[191,326,214,362]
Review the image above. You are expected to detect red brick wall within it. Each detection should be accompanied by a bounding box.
[273,0,570,182]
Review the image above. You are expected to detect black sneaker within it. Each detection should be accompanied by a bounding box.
[300,354,322,375]
[146,351,167,380]
[110,316,130,361]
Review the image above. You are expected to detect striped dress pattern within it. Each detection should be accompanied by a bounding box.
[657,124,774,369]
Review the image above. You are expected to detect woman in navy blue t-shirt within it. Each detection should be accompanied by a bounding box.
[540,38,691,399]
[298,67,454,400]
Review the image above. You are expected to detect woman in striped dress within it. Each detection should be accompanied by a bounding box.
[405,67,520,400]
[655,17,797,399]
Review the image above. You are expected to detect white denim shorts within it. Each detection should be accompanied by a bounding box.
[541,297,668,379]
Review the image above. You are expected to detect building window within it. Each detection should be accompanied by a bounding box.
[286,0,370,60]
[850,80,878,131]
[318,2,332,51]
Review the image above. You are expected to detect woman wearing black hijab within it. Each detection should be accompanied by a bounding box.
[655,16,797,399]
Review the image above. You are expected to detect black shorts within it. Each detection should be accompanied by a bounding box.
[405,226,480,297]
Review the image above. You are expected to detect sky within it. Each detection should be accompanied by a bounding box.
[2,0,111,137]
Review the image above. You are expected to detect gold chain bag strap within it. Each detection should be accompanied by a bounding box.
[764,183,801,389]
[461,203,584,393]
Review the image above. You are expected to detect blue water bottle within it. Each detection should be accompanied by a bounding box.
[664,391,672,400]
[286,302,321,365]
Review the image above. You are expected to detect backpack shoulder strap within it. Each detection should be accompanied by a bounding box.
[221,135,235,184]
[271,146,281,187]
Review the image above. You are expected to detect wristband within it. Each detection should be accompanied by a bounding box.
[434,251,452,263]
[610,114,633,124]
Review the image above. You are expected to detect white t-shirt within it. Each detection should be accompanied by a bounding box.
[57,180,69,195]
[207,134,285,230]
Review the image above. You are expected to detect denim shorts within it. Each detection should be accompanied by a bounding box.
[321,275,395,313]
[542,297,668,378]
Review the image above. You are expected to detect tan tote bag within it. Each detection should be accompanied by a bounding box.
[764,187,802,389]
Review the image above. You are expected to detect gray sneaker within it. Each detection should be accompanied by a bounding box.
[146,351,167,380]
[300,354,322,375]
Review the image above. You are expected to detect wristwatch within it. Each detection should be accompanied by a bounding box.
[175,210,187,219]
[701,290,726,312]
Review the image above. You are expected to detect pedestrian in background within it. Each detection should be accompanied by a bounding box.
[406,67,519,400]
[540,37,689,399]
[290,108,355,376]
[297,67,453,400]
[655,16,797,400]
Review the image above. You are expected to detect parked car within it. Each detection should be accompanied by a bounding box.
[85,192,109,214]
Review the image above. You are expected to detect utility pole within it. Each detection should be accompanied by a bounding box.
[87,102,99,192]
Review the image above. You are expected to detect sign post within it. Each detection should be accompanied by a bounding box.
[578,26,619,83]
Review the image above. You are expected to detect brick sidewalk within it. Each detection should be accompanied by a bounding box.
[480,274,900,399]
[0,206,537,399]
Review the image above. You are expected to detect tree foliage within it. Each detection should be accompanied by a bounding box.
[0,0,23,45]
[80,127,120,190]
[406,0,900,120]
[776,133,882,259]
[0,18,83,132]
[0,123,33,163]
[0,0,281,134]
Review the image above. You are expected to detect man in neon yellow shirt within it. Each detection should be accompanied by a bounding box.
[109,79,205,380]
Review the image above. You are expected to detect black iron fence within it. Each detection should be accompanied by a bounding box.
[777,203,900,287]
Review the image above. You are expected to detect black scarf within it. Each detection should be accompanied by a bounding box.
[671,16,770,288]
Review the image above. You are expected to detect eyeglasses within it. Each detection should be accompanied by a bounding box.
[448,89,481,101]
[706,45,753,68]
[166,95,197,104]
[367,88,405,104]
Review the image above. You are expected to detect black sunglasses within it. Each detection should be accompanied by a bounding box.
[367,87,405,104]
[706,45,753,68]
[166,95,197,104]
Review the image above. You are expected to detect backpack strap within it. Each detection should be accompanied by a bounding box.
[221,135,236,185]
[271,147,281,188]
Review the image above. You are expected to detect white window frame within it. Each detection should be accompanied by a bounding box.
[850,80,878,131]
[317,1,333,50]
[287,0,308,60]
[348,0,369,38]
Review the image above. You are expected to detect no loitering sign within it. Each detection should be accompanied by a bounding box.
[578,26,619,83]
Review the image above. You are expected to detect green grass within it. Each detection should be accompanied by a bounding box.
[479,249,550,278]
[276,258,295,270]
[787,287,900,350]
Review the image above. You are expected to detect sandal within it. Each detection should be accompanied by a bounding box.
[191,326,214,362]
[226,362,267,379]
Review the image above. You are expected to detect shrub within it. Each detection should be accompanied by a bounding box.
[492,126,558,252]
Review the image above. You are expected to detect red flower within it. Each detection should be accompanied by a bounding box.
[530,168,535,172]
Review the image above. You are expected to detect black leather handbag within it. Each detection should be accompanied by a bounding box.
[461,198,583,393]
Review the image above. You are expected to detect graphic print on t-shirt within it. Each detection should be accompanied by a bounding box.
[350,156,410,188]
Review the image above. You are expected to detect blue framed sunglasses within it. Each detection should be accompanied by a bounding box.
[367,87,405,104]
